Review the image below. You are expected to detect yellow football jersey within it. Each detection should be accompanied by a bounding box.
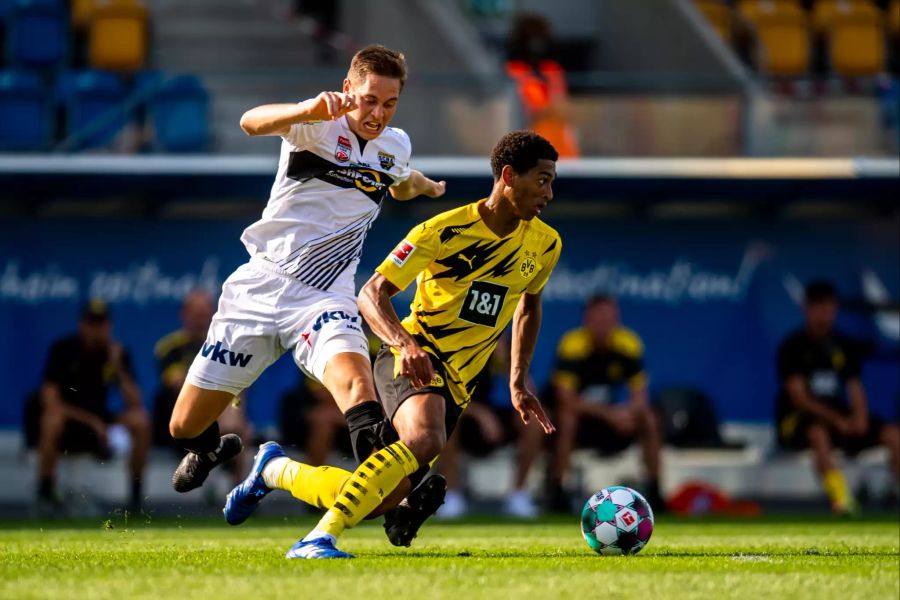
[376,200,562,408]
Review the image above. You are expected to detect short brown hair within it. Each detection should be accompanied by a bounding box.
[348,44,407,90]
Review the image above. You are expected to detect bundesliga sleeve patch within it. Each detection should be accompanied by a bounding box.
[390,239,416,266]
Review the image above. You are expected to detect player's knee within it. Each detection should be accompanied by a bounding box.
[169,415,197,440]
[404,427,445,465]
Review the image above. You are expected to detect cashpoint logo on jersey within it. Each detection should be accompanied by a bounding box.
[335,136,351,162]
[390,240,416,266]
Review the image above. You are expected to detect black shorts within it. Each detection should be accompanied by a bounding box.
[778,410,888,455]
[372,345,463,438]
[576,416,634,456]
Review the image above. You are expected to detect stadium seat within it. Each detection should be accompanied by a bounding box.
[695,0,735,43]
[70,0,98,32]
[0,69,49,149]
[56,69,128,149]
[6,0,67,69]
[149,74,210,152]
[88,0,148,72]
[814,0,886,76]
[740,1,812,76]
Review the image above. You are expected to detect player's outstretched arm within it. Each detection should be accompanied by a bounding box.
[239,92,359,136]
[510,292,555,434]
[358,272,436,389]
[390,170,446,201]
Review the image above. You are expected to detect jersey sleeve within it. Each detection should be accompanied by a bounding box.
[281,112,329,150]
[777,337,804,381]
[840,338,862,380]
[376,223,441,292]
[526,235,562,295]
[42,340,68,386]
[388,129,412,186]
[550,330,588,392]
[609,328,647,390]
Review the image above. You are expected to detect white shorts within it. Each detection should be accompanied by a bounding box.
[185,259,370,396]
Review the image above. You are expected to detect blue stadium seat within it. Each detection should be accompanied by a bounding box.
[150,74,210,152]
[56,69,128,149]
[6,0,67,69]
[0,69,49,149]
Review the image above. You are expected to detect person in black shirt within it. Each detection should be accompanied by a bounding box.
[776,280,900,514]
[548,295,664,511]
[37,300,150,510]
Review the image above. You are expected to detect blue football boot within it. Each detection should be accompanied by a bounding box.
[223,441,286,525]
[285,534,354,559]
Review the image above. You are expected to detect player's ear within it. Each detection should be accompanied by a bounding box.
[501,164,516,186]
[342,78,352,94]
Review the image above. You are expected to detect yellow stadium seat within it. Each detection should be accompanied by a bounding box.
[749,3,812,75]
[737,0,802,26]
[695,0,735,43]
[812,0,877,33]
[827,9,886,75]
[88,0,149,73]
[71,0,99,32]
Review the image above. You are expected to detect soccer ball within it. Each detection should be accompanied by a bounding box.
[580,486,654,555]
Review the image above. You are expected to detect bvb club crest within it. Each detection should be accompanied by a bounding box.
[519,251,537,279]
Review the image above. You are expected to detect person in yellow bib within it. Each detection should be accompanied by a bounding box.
[222,131,561,559]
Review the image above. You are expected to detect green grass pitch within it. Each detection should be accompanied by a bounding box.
[1,515,897,600]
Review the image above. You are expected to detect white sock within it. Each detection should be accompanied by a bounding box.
[302,530,333,543]
[261,457,289,489]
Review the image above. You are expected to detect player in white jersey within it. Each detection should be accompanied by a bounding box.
[167,45,445,499]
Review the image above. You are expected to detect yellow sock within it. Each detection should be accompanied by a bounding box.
[273,460,351,510]
[823,469,851,511]
[313,441,419,539]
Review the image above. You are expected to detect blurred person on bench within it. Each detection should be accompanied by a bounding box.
[547,294,665,512]
[153,290,253,486]
[34,299,150,513]
[776,280,900,515]
[435,332,546,518]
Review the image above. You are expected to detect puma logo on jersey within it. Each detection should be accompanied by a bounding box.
[458,254,475,269]
[201,341,253,367]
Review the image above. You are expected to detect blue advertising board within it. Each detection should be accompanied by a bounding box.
[1,212,897,430]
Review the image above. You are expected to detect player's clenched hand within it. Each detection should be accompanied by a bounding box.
[315,91,358,120]
[398,341,436,389]
[510,384,555,435]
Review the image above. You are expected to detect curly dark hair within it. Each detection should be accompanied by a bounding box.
[348,44,407,90]
[490,130,558,179]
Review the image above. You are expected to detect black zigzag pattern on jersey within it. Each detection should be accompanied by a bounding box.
[415,315,474,341]
[483,247,519,279]
[286,151,395,204]
[431,239,509,282]
[438,220,479,244]
[542,239,558,256]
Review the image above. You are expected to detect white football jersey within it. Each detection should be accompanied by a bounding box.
[240,115,412,294]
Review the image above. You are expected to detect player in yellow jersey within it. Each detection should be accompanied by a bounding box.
[358,129,561,545]
[223,131,560,559]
